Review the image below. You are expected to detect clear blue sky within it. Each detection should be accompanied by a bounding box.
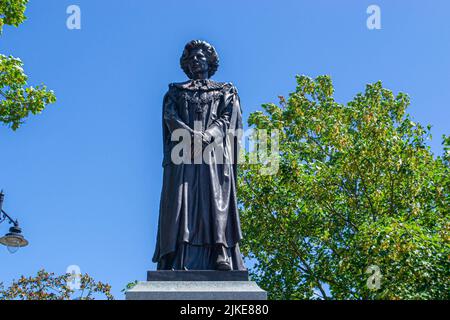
[0,0,449,298]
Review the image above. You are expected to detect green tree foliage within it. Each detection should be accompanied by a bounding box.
[239,75,449,300]
[0,269,114,300]
[0,0,56,130]
[0,0,27,33]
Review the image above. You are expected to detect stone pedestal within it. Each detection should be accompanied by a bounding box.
[125,271,267,300]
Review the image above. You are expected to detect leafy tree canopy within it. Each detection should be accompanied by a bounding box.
[0,269,114,300]
[239,75,449,300]
[0,0,28,33]
[0,0,56,130]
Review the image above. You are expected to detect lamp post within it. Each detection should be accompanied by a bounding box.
[0,191,29,253]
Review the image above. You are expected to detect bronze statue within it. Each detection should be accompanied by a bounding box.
[152,40,245,271]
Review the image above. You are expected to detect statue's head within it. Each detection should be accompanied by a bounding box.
[180,40,219,80]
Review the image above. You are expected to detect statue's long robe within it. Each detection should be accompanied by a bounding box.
[152,79,245,270]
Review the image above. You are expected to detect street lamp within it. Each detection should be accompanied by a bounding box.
[0,191,29,253]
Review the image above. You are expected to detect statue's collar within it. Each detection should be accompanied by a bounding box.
[172,79,226,91]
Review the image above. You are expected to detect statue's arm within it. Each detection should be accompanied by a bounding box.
[203,85,241,144]
[163,88,194,136]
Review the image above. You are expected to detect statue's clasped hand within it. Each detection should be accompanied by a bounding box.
[191,130,213,159]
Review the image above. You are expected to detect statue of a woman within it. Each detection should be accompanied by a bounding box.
[152,40,245,271]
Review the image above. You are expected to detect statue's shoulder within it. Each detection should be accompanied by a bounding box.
[167,80,237,92]
[205,80,238,94]
[218,81,238,96]
[164,82,188,98]
[224,81,238,91]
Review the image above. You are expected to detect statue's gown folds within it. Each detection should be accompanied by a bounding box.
[152,79,245,270]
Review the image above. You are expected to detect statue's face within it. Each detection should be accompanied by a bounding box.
[187,48,209,79]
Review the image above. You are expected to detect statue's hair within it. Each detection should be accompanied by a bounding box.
[180,40,219,79]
